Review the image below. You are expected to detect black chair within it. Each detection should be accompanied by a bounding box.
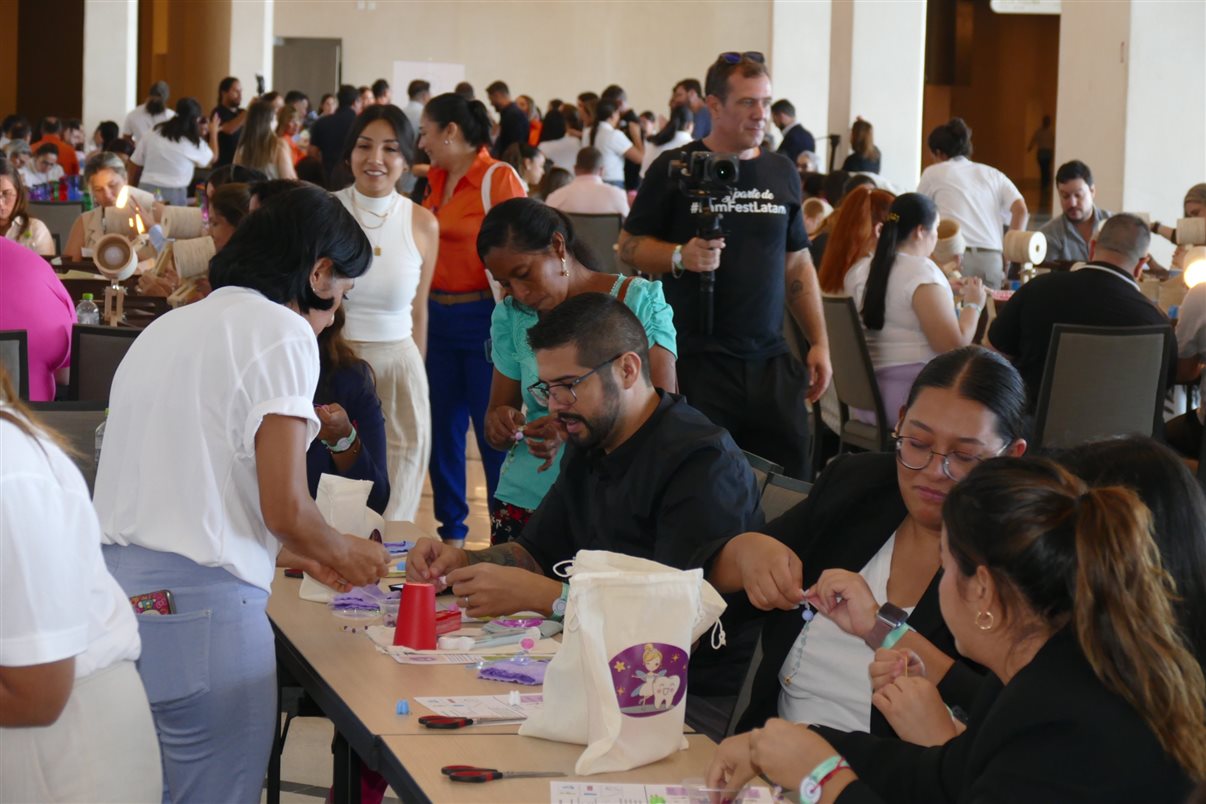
[822,297,892,453]
[564,212,624,273]
[1033,324,1172,448]
[27,401,107,492]
[742,450,784,496]
[0,330,30,400]
[760,472,812,521]
[68,325,140,404]
[29,201,84,251]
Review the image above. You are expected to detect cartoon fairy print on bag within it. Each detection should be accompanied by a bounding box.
[611,642,688,716]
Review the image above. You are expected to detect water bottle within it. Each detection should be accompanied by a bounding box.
[95,410,108,468]
[82,188,94,211]
[76,292,100,325]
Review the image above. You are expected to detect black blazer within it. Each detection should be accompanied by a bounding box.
[821,629,1192,803]
[734,452,983,735]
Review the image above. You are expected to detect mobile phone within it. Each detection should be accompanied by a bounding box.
[130,589,175,616]
[255,73,265,96]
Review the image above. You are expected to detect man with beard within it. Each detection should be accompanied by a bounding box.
[408,294,762,665]
[1039,160,1111,263]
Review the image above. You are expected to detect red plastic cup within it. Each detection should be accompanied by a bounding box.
[393,582,437,649]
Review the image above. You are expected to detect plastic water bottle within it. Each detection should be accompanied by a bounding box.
[94,410,108,468]
[76,293,100,325]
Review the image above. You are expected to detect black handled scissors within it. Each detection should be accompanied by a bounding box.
[440,764,565,783]
[419,715,517,730]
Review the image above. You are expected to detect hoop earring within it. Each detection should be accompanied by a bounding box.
[975,610,995,631]
[561,257,569,277]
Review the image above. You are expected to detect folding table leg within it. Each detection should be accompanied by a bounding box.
[331,731,361,804]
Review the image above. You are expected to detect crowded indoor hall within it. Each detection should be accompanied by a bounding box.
[2,1,1205,803]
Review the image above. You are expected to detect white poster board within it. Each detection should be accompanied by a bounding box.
[392,60,466,99]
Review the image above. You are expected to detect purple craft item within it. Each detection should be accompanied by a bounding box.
[477,658,548,686]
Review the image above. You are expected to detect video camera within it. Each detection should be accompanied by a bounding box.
[668,152,740,334]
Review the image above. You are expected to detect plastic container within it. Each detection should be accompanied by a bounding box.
[393,582,436,649]
[76,293,100,325]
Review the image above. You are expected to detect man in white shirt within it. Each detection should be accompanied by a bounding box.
[20,143,63,187]
[545,146,630,216]
[403,80,430,135]
[123,81,175,142]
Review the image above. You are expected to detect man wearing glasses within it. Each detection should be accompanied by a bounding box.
[408,293,762,692]
[619,52,831,482]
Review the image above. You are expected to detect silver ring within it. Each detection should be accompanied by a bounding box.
[461,596,470,607]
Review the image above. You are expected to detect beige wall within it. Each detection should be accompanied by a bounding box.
[273,0,772,116]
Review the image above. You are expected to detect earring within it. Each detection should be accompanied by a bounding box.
[561,257,569,277]
[975,610,995,631]
[443,139,450,145]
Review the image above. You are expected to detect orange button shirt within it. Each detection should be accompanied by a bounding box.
[423,148,527,293]
[33,134,80,176]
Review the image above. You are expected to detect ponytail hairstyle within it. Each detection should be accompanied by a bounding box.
[423,93,492,150]
[817,186,895,294]
[650,104,694,147]
[860,192,937,330]
[590,99,618,147]
[927,117,973,160]
[943,458,1206,778]
[1057,436,1206,667]
[157,97,204,146]
[476,196,601,273]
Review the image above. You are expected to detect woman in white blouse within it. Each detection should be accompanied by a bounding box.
[0,160,54,254]
[94,186,390,803]
[844,192,986,418]
[335,104,438,522]
[640,104,694,178]
[0,370,161,802]
[589,99,642,188]
[129,97,217,206]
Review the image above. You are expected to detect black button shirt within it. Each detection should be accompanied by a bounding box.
[517,391,764,575]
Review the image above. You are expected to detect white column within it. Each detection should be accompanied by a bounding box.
[828,0,927,190]
[1056,0,1205,263]
[82,0,137,136]
[771,0,831,159]
[229,0,275,94]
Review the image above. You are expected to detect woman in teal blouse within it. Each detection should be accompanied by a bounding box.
[479,198,677,543]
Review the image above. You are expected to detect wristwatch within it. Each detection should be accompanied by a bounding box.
[322,425,358,454]
[865,602,909,649]
[550,583,570,622]
[670,244,686,279]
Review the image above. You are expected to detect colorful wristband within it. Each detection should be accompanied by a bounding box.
[881,622,911,650]
[799,754,852,804]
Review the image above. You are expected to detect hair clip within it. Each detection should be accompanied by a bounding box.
[886,212,900,222]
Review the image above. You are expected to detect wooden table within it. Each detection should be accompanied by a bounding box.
[267,522,717,803]
[379,734,719,804]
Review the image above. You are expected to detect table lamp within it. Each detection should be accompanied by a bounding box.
[1183,246,1206,289]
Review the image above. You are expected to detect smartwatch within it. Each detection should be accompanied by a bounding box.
[865,602,909,649]
[670,244,686,278]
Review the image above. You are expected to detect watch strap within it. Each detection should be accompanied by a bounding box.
[323,425,358,454]
[550,583,570,622]
[866,602,909,649]
[799,755,851,804]
[670,244,685,278]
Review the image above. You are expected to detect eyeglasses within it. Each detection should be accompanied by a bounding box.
[893,433,1011,481]
[528,354,622,407]
[718,51,766,65]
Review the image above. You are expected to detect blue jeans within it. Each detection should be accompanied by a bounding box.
[103,545,275,804]
[426,297,504,540]
[138,184,188,206]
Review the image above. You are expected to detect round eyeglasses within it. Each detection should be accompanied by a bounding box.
[527,354,622,407]
[893,433,1011,481]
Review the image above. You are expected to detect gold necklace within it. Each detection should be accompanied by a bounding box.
[350,191,398,256]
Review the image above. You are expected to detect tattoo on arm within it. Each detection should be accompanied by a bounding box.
[619,235,645,266]
[466,542,542,573]
[788,278,805,299]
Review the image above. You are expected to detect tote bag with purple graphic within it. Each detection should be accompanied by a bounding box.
[519,551,726,775]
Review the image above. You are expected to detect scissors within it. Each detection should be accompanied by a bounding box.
[440,764,565,783]
[419,715,519,730]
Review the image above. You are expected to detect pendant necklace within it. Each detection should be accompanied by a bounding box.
[351,191,398,257]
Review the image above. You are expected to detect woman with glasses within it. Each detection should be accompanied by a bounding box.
[844,192,987,421]
[0,159,54,255]
[477,198,676,543]
[709,346,1027,737]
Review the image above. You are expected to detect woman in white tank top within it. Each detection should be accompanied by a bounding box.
[336,105,438,521]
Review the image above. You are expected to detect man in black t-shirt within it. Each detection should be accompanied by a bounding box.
[210,76,246,168]
[486,80,530,159]
[619,53,831,479]
[307,84,363,188]
[987,213,1175,411]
